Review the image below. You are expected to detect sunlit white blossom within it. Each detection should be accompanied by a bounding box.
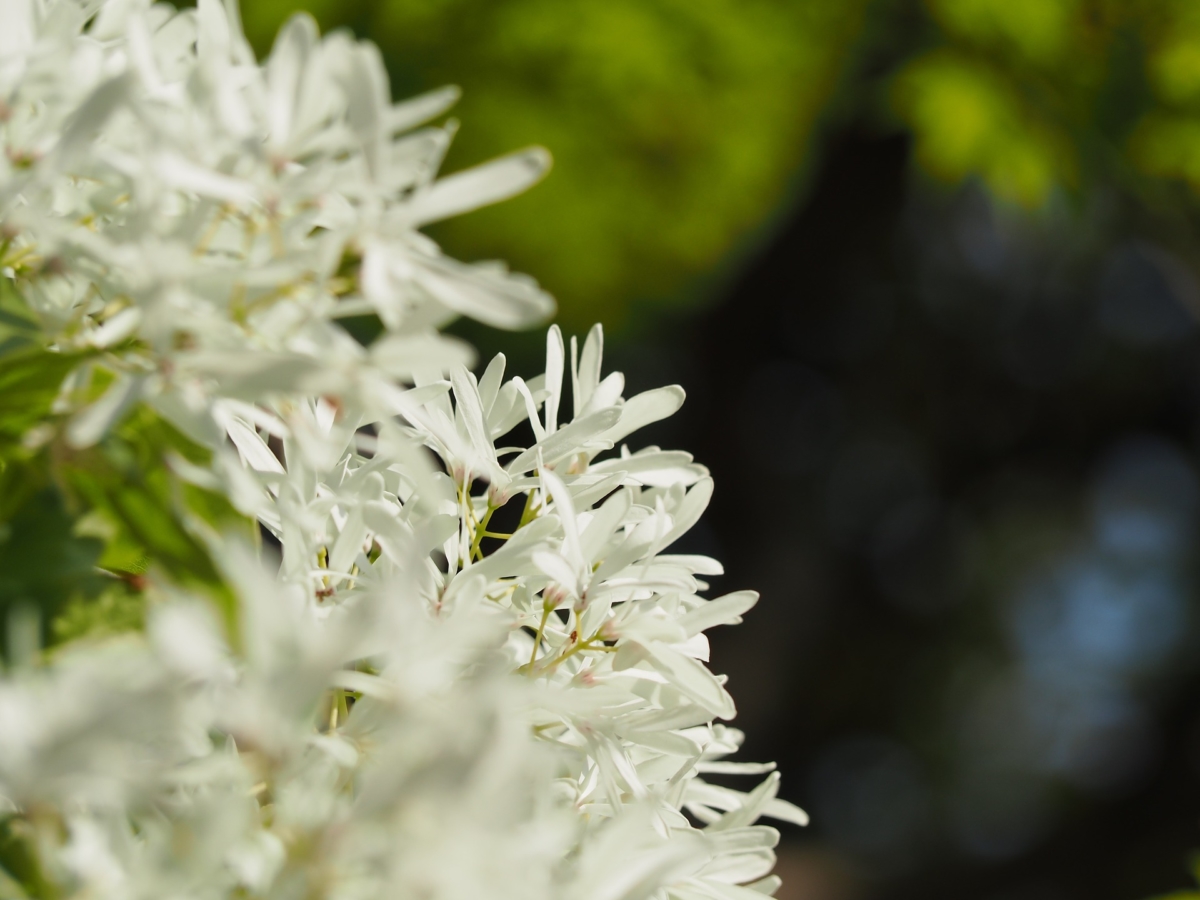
[0,1,804,898]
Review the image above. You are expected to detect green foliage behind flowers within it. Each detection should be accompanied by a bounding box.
[0,341,109,644]
[1148,854,1200,900]
[230,0,1200,334]
[892,48,1076,208]
[891,0,1200,213]
[0,339,246,647]
[239,0,868,331]
[216,0,1200,369]
[51,584,146,645]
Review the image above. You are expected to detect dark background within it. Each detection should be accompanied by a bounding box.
[237,1,1200,896]
[630,125,1200,900]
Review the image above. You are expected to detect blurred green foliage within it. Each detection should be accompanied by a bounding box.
[1150,853,1200,899]
[892,0,1200,216]
[233,0,1200,332]
[240,0,869,332]
[0,327,247,650]
[892,49,1074,207]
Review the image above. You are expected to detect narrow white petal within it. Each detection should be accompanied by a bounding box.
[155,154,256,202]
[406,147,551,227]
[577,323,604,416]
[66,373,143,448]
[544,323,564,435]
[540,468,583,573]
[678,591,759,637]
[477,352,506,419]
[599,385,685,447]
[387,84,460,134]
[646,641,735,720]
[505,407,620,476]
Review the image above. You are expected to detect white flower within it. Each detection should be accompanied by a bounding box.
[0,3,804,899]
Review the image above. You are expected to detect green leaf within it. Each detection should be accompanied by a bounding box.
[0,862,29,900]
[56,405,250,637]
[52,582,145,645]
[0,404,249,649]
[892,50,1070,208]
[0,347,85,452]
[0,478,105,646]
[0,277,39,352]
[0,817,56,900]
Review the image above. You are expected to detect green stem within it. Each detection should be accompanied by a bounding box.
[526,604,553,673]
[537,634,617,675]
[469,503,495,561]
[517,488,540,529]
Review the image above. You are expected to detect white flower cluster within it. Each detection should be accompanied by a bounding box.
[0,1,805,898]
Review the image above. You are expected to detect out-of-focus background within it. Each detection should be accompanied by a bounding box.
[239,1,1200,897]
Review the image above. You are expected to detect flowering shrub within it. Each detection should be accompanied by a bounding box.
[0,1,804,898]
